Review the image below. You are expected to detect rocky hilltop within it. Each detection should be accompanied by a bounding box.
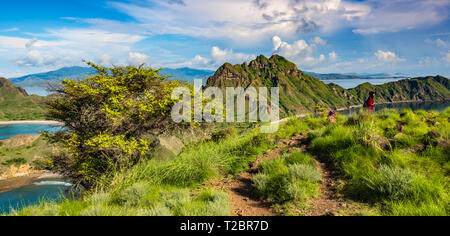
[0,77,28,97]
[205,55,450,114]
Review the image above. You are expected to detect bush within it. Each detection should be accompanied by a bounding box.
[253,152,321,203]
[284,151,315,166]
[211,127,238,142]
[2,158,27,166]
[289,164,322,182]
[44,62,190,188]
[356,165,443,203]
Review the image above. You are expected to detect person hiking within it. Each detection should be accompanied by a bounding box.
[328,109,336,123]
[364,92,376,112]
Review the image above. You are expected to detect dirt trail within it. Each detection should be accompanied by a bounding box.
[206,133,306,216]
[304,160,347,216]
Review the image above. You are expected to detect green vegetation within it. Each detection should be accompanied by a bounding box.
[44,62,191,187]
[309,109,449,216]
[0,78,47,120]
[4,58,448,216]
[8,115,310,216]
[253,151,321,202]
[0,136,56,174]
[7,108,450,216]
[1,158,26,166]
[206,55,450,115]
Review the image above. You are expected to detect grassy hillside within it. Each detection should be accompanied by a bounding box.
[205,55,450,115]
[0,136,55,175]
[0,78,47,120]
[9,108,449,216]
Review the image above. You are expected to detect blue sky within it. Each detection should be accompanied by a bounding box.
[0,0,449,78]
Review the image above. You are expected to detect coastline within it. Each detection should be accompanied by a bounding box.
[0,171,63,194]
[337,98,450,112]
[0,120,64,126]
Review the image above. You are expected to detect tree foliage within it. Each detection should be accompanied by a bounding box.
[45,62,190,187]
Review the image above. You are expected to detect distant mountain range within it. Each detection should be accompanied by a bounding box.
[304,71,409,80]
[9,66,215,89]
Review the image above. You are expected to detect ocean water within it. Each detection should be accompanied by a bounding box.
[0,124,64,141]
[0,179,72,215]
[0,124,69,215]
[321,78,405,89]
[340,100,450,116]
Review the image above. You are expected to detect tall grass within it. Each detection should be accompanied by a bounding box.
[253,151,321,203]
[308,108,449,216]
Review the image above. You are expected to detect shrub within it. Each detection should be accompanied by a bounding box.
[311,125,354,155]
[115,182,149,207]
[211,127,238,142]
[2,158,27,166]
[284,151,315,166]
[356,165,443,203]
[253,153,321,203]
[289,164,322,183]
[44,62,191,188]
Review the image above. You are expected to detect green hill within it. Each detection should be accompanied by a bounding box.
[205,55,450,114]
[0,78,47,120]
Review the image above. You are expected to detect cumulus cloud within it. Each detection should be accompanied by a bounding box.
[128,52,150,66]
[375,50,406,63]
[15,50,60,67]
[272,36,327,68]
[211,46,256,65]
[99,54,117,66]
[329,51,338,62]
[1,28,147,70]
[446,51,450,63]
[313,37,327,46]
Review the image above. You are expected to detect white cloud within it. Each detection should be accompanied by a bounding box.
[272,36,328,68]
[110,0,371,44]
[425,38,448,47]
[375,50,406,63]
[211,46,255,65]
[99,54,117,66]
[128,52,150,66]
[190,55,210,66]
[446,51,450,63]
[313,37,327,46]
[0,28,147,70]
[352,0,450,35]
[329,51,338,61]
[15,50,60,67]
[1,27,19,32]
[0,36,29,49]
[108,0,449,42]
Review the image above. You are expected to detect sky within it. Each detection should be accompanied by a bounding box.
[0,0,449,78]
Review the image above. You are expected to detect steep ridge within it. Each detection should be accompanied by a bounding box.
[205,55,450,114]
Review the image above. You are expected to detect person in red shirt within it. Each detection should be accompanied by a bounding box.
[366,92,375,111]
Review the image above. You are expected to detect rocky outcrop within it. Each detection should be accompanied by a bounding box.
[0,77,28,96]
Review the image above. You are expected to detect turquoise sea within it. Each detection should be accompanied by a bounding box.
[0,124,70,215]
[0,124,64,141]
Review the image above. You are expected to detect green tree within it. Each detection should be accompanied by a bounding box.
[45,62,190,188]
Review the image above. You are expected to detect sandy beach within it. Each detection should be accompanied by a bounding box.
[0,172,63,194]
[0,120,64,126]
